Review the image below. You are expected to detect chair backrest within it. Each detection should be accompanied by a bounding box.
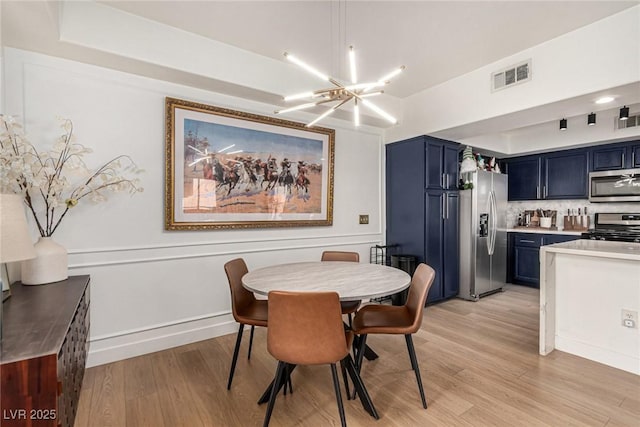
[321,251,359,262]
[224,258,257,321]
[267,291,348,365]
[404,263,436,333]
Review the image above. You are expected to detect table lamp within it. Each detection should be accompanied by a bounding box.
[0,193,36,302]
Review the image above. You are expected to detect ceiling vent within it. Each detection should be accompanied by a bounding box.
[491,60,531,92]
[617,113,639,130]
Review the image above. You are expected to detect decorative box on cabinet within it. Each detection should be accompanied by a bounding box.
[386,135,460,304]
[1,276,90,427]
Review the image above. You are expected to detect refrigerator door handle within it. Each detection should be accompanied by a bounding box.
[485,192,492,253]
[488,191,497,255]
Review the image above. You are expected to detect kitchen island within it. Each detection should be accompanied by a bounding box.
[539,240,640,374]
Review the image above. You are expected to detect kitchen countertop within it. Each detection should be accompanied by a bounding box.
[507,228,583,236]
[540,239,640,261]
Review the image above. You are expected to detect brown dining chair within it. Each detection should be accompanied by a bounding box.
[321,251,361,326]
[224,258,268,390]
[263,290,378,427]
[351,263,436,409]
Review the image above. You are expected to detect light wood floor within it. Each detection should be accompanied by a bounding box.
[75,285,640,426]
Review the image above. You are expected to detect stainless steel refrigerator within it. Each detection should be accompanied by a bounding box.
[458,170,508,301]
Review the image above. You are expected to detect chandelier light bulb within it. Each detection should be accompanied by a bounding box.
[284,91,315,102]
[361,99,397,124]
[284,53,330,82]
[377,66,405,84]
[306,107,336,127]
[275,102,319,115]
[349,46,357,84]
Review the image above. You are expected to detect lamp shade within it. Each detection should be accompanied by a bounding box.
[0,193,36,263]
[559,118,567,131]
[620,106,630,120]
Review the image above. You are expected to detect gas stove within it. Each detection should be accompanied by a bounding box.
[581,213,640,243]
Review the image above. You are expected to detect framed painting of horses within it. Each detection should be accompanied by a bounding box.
[165,97,335,230]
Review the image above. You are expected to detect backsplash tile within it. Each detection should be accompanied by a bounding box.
[506,201,639,230]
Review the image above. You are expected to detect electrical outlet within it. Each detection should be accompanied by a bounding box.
[621,309,638,329]
[359,214,369,225]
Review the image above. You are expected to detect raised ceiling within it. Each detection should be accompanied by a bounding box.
[99,1,637,99]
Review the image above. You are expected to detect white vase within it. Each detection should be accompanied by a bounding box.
[21,237,68,285]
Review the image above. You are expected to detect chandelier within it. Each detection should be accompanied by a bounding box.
[275,46,404,127]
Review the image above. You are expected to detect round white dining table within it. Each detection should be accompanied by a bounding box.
[242,261,411,301]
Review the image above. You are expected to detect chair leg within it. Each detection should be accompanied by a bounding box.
[405,334,427,409]
[352,334,367,400]
[263,361,287,427]
[248,325,255,360]
[227,323,245,390]
[343,354,379,420]
[355,334,368,373]
[330,364,347,427]
[339,359,351,400]
[282,365,293,396]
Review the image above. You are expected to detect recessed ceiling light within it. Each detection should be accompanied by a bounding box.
[595,96,614,104]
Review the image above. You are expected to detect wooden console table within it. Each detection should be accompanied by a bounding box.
[1,275,90,427]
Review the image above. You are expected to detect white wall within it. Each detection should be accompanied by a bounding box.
[3,48,384,366]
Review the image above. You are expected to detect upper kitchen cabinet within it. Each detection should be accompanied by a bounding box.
[505,156,541,201]
[633,142,640,168]
[506,149,589,201]
[590,140,640,171]
[424,136,460,190]
[542,150,589,199]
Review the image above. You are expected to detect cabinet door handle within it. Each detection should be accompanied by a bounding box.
[543,186,547,199]
[445,193,449,219]
[442,195,445,219]
[536,186,540,199]
[519,239,536,244]
[622,152,625,167]
[632,152,635,167]
[441,173,446,188]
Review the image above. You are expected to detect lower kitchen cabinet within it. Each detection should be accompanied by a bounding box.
[507,232,580,287]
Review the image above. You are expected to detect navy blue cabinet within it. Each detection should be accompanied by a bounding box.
[591,145,627,171]
[508,232,580,287]
[590,140,640,170]
[543,150,589,199]
[506,149,589,201]
[425,137,459,190]
[506,156,541,201]
[386,137,425,261]
[386,136,459,304]
[631,142,640,168]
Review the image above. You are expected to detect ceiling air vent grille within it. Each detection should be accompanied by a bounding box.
[617,113,639,130]
[491,60,531,92]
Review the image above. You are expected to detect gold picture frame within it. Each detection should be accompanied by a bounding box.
[165,97,334,230]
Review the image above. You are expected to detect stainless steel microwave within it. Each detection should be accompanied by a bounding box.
[589,168,640,202]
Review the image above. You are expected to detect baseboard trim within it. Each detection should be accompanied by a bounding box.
[555,335,639,375]
[86,313,238,367]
